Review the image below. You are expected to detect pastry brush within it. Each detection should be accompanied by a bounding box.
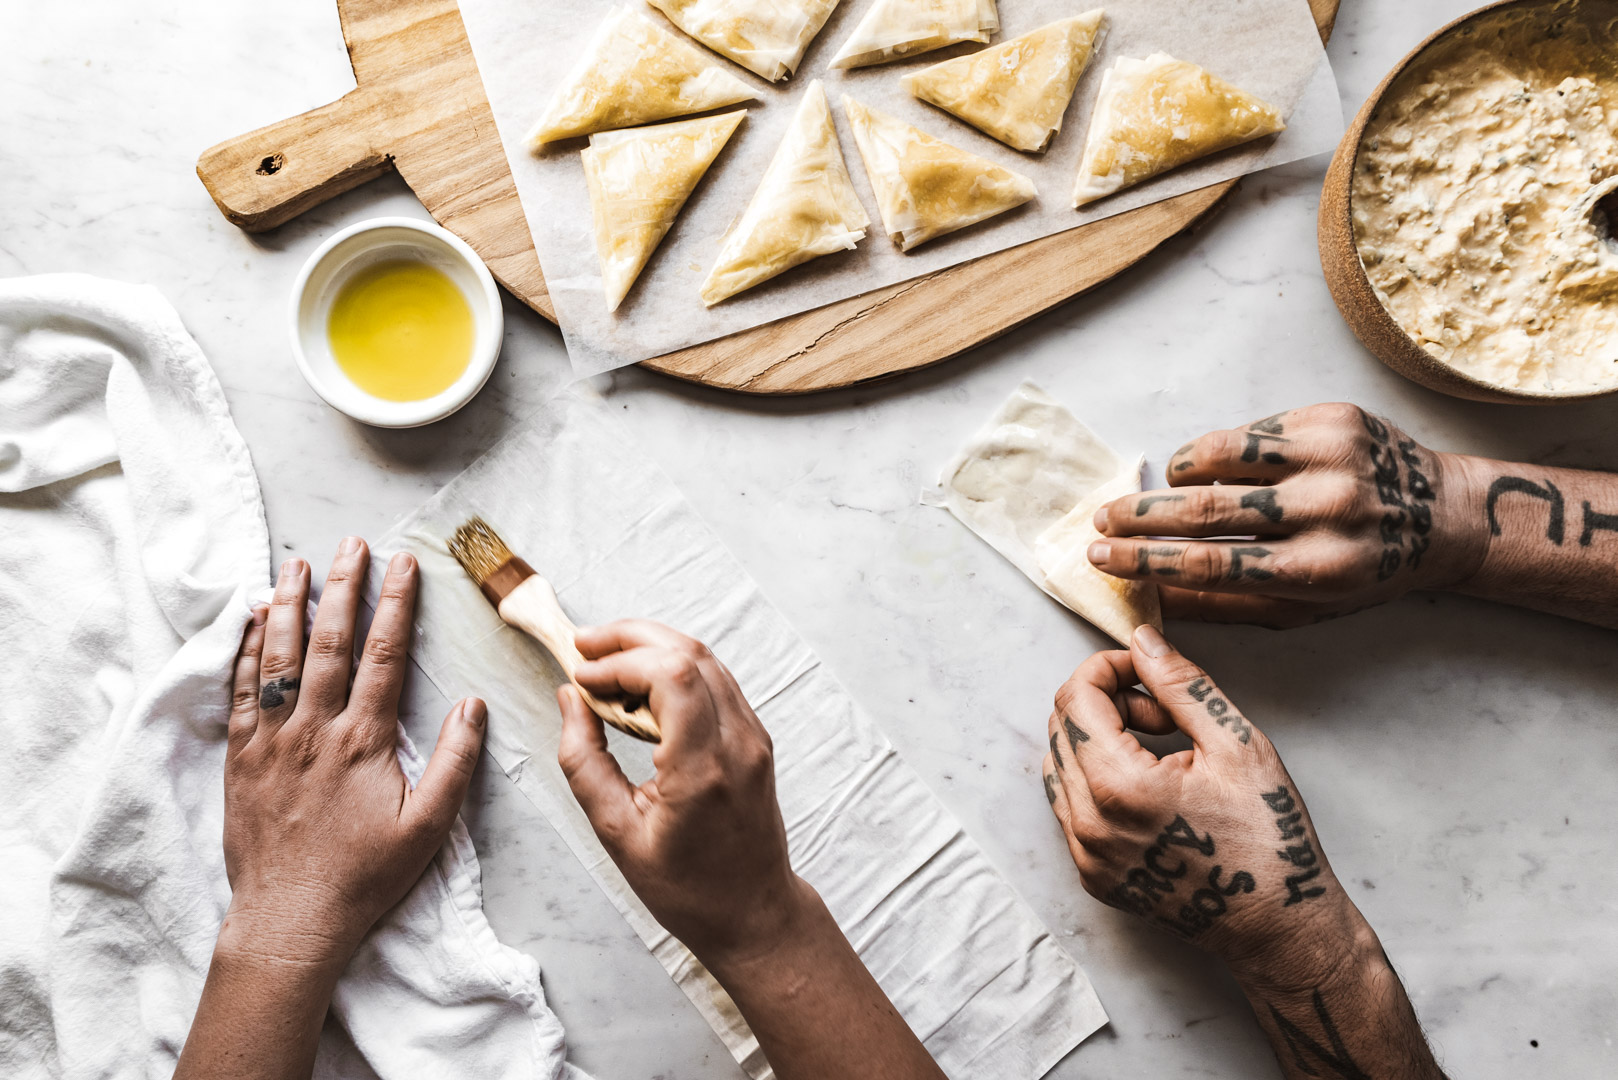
[447,517,661,743]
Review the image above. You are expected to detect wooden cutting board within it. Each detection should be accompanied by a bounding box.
[197,0,1339,394]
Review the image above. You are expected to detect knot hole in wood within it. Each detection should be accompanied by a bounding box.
[256,153,284,176]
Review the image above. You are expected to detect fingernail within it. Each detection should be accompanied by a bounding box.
[1134,624,1172,658]
[1087,541,1111,566]
[251,604,268,627]
[464,698,486,728]
[339,535,362,555]
[279,557,305,581]
[1092,505,1109,532]
[390,551,415,574]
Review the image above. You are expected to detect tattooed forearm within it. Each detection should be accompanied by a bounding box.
[1485,475,1565,544]
[259,677,299,709]
[1106,815,1257,939]
[1578,500,1618,546]
[1261,786,1327,906]
[1266,990,1373,1080]
[1186,677,1253,744]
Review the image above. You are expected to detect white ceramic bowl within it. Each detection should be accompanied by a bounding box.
[289,216,504,427]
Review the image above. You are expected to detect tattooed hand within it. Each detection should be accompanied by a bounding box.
[1086,404,1488,628]
[1042,625,1366,977]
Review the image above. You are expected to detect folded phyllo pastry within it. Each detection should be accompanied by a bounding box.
[700,80,869,305]
[829,0,998,70]
[527,6,756,147]
[1072,52,1284,206]
[1033,463,1161,646]
[902,11,1103,152]
[842,96,1035,251]
[648,0,840,82]
[583,111,746,311]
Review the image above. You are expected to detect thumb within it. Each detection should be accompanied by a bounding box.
[410,697,487,836]
[556,684,641,847]
[1128,625,1258,754]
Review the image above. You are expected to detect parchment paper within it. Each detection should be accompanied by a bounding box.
[458,0,1343,375]
[366,388,1109,1080]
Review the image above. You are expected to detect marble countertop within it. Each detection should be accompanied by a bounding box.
[6,1,1617,1076]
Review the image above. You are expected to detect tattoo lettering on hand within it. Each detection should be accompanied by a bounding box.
[1261,786,1327,906]
[1241,432,1289,465]
[1250,414,1286,435]
[1186,677,1253,744]
[1364,420,1437,580]
[1577,500,1618,547]
[259,677,299,709]
[1267,990,1373,1080]
[1228,546,1276,582]
[1137,494,1186,515]
[1063,717,1089,754]
[1049,731,1063,770]
[1240,488,1283,524]
[1485,476,1564,545]
[1044,772,1059,806]
[1105,816,1257,939]
[1170,442,1197,473]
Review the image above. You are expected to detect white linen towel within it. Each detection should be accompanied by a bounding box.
[0,274,582,1080]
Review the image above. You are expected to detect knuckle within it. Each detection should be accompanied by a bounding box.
[307,625,350,659]
[1314,402,1364,428]
[378,579,414,606]
[1187,489,1227,532]
[323,563,359,586]
[231,684,260,714]
[362,633,407,669]
[1183,544,1226,584]
[1053,675,1088,718]
[257,650,300,683]
[1311,475,1365,523]
[657,652,704,690]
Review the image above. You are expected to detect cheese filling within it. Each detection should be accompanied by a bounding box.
[1352,11,1618,393]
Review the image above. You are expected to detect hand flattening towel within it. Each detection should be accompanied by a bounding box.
[0,275,583,1080]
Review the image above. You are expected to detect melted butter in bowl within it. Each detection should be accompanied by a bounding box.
[1352,4,1618,394]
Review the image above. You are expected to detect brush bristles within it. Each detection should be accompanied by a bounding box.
[447,517,514,586]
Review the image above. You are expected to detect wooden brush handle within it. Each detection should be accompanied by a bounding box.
[497,576,661,743]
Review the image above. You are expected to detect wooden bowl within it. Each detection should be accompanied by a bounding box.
[1318,0,1618,404]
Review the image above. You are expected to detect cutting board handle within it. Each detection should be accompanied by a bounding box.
[196,89,392,233]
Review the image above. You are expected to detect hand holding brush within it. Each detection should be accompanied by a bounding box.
[448,517,660,743]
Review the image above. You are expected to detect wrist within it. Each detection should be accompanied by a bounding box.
[1224,898,1380,999]
[1423,450,1493,592]
[218,890,367,973]
[694,875,830,982]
